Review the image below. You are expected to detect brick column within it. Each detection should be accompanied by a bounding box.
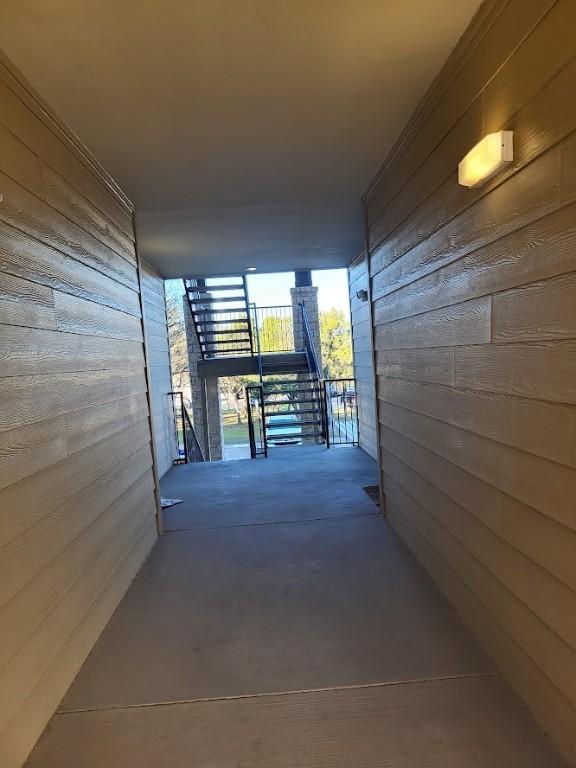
[290,272,323,443]
[290,286,322,371]
[203,377,223,461]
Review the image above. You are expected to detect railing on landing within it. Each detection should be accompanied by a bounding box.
[299,302,321,376]
[322,378,359,447]
[250,305,294,353]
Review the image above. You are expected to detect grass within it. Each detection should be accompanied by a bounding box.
[222,422,249,445]
[222,410,249,445]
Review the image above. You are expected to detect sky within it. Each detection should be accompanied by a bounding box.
[247,269,350,317]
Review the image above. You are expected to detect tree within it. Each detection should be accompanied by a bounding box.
[258,313,292,353]
[219,375,252,423]
[165,281,191,405]
[319,308,352,379]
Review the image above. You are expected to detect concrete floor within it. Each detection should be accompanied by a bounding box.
[223,443,250,460]
[27,446,565,766]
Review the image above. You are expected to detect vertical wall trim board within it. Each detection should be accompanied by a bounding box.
[135,248,164,535]
[364,200,385,509]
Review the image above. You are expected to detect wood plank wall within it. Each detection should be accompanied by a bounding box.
[0,54,158,767]
[141,261,177,477]
[348,253,377,459]
[364,0,576,761]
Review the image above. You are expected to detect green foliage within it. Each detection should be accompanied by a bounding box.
[319,308,352,379]
[258,314,293,352]
[219,374,258,423]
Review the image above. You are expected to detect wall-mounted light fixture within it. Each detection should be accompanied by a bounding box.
[458,131,513,188]
[356,289,368,302]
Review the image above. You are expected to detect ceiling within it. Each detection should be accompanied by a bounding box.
[0,0,482,277]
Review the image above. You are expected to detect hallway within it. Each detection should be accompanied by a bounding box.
[27,448,564,766]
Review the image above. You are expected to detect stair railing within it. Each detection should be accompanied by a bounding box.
[322,378,359,448]
[299,302,327,443]
[243,275,256,356]
[169,391,206,463]
[299,301,321,377]
[250,301,264,384]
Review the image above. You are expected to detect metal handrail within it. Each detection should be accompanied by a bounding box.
[250,302,264,384]
[299,302,327,443]
[243,275,256,356]
[169,391,206,463]
[299,302,321,377]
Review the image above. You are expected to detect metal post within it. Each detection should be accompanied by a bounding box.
[322,380,330,448]
[246,387,256,459]
[260,384,268,457]
[244,275,255,356]
[251,302,264,384]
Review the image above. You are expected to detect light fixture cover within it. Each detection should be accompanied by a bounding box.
[458,131,513,188]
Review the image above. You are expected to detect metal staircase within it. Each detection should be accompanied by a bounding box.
[262,371,325,446]
[184,277,254,358]
[183,279,333,457]
[246,305,327,454]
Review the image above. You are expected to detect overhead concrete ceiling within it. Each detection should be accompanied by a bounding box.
[0,0,482,277]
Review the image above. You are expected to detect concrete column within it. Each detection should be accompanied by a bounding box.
[183,297,223,460]
[204,376,223,461]
[290,286,322,372]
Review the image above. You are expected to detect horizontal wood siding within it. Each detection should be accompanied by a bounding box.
[141,260,177,477]
[0,54,158,768]
[364,0,576,762]
[348,255,377,459]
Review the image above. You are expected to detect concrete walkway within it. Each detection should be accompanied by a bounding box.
[27,447,565,766]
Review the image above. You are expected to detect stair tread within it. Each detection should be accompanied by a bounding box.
[203,350,252,354]
[267,419,321,427]
[267,431,325,439]
[261,378,315,384]
[263,408,319,416]
[263,386,319,394]
[189,295,246,304]
[194,308,250,316]
[190,284,245,292]
[200,330,251,337]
